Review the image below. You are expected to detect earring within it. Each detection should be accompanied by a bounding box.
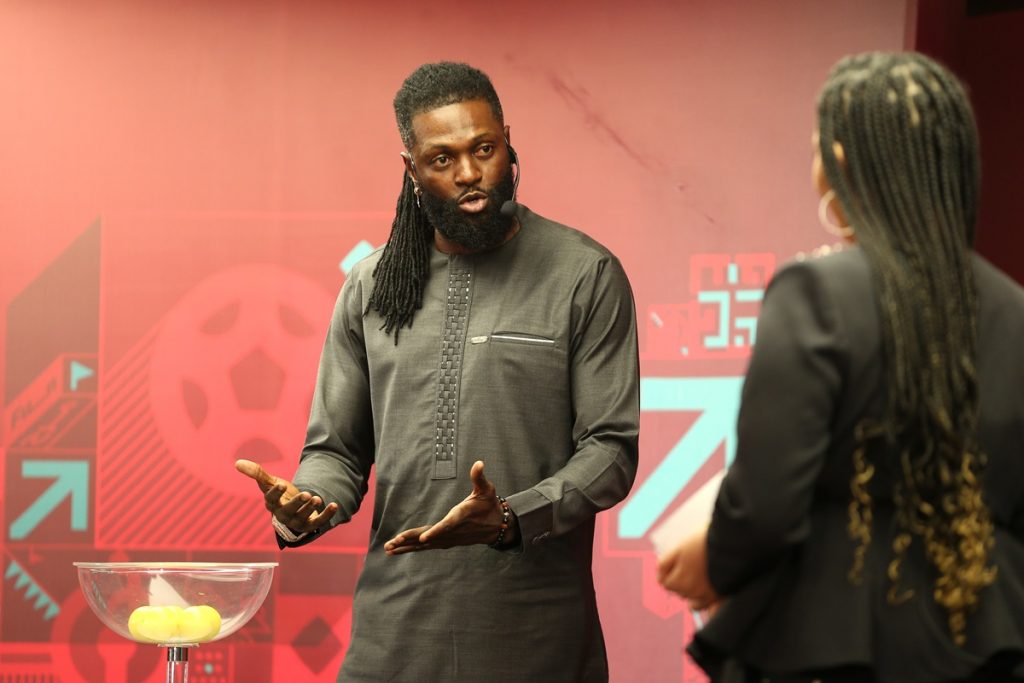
[413,183,422,209]
[818,189,854,239]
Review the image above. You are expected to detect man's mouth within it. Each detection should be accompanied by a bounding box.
[458,191,488,214]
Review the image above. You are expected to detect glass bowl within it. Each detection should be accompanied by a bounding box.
[74,562,276,646]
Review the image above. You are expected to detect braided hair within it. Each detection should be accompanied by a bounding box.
[365,62,505,341]
[819,52,995,645]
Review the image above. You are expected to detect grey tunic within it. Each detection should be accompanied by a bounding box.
[289,205,640,682]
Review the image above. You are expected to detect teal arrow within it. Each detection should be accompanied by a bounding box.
[618,377,743,539]
[9,460,89,540]
[68,360,95,391]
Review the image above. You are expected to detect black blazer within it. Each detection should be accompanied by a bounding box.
[689,249,1024,682]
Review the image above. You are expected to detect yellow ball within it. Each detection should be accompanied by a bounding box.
[127,605,181,643]
[127,606,155,643]
[179,605,222,643]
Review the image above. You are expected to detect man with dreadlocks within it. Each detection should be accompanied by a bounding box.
[659,52,1024,682]
[236,62,639,682]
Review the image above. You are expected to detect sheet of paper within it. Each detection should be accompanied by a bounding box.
[649,469,726,558]
[148,574,188,607]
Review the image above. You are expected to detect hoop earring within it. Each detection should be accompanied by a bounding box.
[818,189,854,239]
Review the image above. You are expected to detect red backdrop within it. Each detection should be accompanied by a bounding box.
[0,1,913,681]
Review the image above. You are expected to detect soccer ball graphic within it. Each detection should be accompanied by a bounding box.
[149,263,334,499]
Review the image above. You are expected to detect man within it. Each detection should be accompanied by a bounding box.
[237,61,639,682]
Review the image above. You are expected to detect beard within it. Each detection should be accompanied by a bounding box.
[419,167,516,252]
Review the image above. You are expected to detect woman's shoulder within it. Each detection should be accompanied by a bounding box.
[776,247,870,283]
[973,253,1024,310]
[767,248,873,312]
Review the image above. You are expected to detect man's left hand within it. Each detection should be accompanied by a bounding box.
[384,460,518,555]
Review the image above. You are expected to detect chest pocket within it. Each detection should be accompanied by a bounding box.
[465,329,569,425]
[470,330,564,388]
[473,331,556,347]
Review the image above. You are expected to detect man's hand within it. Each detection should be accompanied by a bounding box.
[235,459,338,535]
[384,460,517,555]
[657,527,722,612]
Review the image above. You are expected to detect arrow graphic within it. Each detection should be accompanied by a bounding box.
[618,377,742,539]
[9,460,90,540]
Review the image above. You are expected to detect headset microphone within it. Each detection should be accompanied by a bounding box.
[500,141,521,217]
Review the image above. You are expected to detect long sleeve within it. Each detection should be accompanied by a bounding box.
[706,260,847,594]
[283,270,376,547]
[506,255,640,549]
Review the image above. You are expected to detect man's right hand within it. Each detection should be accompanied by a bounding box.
[235,459,338,535]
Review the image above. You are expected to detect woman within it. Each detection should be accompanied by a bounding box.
[658,52,1024,683]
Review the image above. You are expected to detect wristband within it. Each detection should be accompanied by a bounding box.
[488,496,511,549]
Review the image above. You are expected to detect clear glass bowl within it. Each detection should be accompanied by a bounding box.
[74,562,277,646]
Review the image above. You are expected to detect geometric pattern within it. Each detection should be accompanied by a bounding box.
[432,262,473,480]
[4,558,60,621]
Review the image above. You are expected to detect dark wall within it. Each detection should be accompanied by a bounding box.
[914,0,1024,284]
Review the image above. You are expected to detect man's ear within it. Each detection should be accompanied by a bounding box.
[400,151,417,182]
[503,125,511,145]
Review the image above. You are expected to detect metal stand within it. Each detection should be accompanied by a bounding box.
[166,646,189,683]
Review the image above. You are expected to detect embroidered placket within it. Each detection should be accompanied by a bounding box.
[433,259,472,479]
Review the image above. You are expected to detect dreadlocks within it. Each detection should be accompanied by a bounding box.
[819,52,995,646]
[365,62,505,341]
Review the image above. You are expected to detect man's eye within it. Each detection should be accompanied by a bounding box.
[432,155,450,167]
[476,145,494,156]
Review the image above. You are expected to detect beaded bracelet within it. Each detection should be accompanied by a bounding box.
[489,496,511,549]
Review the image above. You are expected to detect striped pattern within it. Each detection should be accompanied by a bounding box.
[96,330,271,549]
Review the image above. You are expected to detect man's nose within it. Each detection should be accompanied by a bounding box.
[453,155,482,186]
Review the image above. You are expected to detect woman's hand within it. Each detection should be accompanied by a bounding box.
[657,527,721,611]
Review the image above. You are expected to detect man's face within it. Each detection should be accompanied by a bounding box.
[406,99,515,251]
